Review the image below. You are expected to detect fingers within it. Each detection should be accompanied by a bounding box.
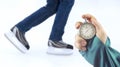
[82,14,101,30]
[75,34,87,51]
[75,21,83,29]
[76,14,97,29]
[82,14,97,24]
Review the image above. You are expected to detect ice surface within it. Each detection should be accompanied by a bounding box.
[0,0,120,67]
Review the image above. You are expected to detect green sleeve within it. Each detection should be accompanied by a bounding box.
[79,36,120,67]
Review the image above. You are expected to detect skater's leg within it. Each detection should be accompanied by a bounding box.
[49,0,74,41]
[16,0,59,33]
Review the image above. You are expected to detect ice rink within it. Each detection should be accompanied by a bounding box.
[0,0,120,67]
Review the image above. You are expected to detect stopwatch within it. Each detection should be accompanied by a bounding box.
[79,19,96,40]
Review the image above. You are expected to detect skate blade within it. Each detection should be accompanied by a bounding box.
[4,31,28,53]
[47,46,73,55]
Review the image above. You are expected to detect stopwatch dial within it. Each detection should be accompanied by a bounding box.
[79,23,96,39]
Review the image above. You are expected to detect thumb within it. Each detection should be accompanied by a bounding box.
[75,21,83,29]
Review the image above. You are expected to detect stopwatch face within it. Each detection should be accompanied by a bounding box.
[79,23,96,39]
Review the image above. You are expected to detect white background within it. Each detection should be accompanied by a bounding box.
[0,0,120,67]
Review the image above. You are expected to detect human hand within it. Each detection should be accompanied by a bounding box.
[75,14,107,51]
